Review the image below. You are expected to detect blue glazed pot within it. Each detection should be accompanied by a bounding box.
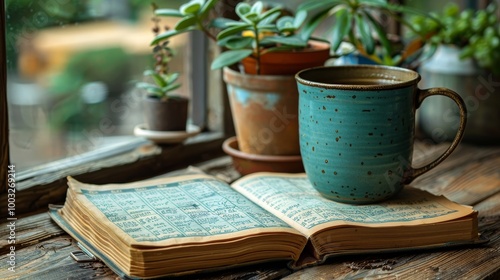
[296,65,467,204]
[334,53,379,66]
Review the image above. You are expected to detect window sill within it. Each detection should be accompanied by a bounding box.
[5,132,228,217]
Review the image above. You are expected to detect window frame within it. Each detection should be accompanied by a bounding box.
[1,0,8,195]
[0,0,238,217]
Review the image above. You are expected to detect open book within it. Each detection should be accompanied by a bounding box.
[49,173,480,279]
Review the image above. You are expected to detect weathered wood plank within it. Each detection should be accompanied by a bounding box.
[170,262,291,280]
[474,192,500,218]
[413,142,500,181]
[443,157,500,206]
[15,142,162,191]
[412,144,500,207]
[15,137,151,182]
[0,211,66,255]
[0,235,116,280]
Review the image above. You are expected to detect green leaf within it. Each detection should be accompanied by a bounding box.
[151,29,180,43]
[363,11,392,56]
[180,0,202,15]
[216,35,235,47]
[259,5,282,21]
[308,35,331,44]
[385,3,428,16]
[224,36,253,49]
[164,83,181,92]
[277,16,296,33]
[151,28,194,45]
[155,9,183,17]
[262,35,308,47]
[256,24,277,32]
[243,12,260,23]
[135,82,150,89]
[152,73,168,88]
[137,83,162,94]
[210,18,239,29]
[358,0,388,8]
[258,10,281,26]
[331,8,352,52]
[166,72,180,84]
[294,10,307,28]
[175,15,197,31]
[250,1,264,15]
[419,43,438,62]
[297,0,341,12]
[300,8,330,41]
[236,3,251,19]
[347,28,357,49]
[211,49,253,70]
[355,13,375,54]
[200,0,219,18]
[382,54,395,66]
[216,24,252,41]
[149,88,164,97]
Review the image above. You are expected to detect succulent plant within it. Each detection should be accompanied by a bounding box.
[410,3,500,74]
[298,0,425,66]
[152,0,317,74]
[136,4,181,100]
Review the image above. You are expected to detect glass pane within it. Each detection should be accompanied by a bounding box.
[6,0,191,170]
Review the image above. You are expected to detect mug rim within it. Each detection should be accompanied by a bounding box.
[295,65,421,90]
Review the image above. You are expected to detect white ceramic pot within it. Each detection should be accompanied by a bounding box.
[418,45,500,145]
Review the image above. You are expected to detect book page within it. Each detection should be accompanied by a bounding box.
[231,173,475,237]
[66,175,301,247]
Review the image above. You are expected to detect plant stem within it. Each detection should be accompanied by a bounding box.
[253,23,261,75]
[196,19,217,42]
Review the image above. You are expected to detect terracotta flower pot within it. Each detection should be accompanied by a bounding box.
[223,137,304,176]
[241,40,330,75]
[142,96,188,131]
[223,67,300,155]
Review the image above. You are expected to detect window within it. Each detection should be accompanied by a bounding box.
[5,0,219,171]
[1,0,236,206]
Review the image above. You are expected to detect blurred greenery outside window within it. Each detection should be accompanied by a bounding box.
[6,0,203,171]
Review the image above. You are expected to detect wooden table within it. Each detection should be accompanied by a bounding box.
[1,140,500,280]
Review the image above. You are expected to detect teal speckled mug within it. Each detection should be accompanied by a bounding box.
[295,65,467,204]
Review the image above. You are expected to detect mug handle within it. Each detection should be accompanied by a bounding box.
[403,87,467,184]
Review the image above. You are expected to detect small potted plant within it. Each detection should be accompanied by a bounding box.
[136,4,188,132]
[297,0,427,68]
[153,0,331,160]
[153,0,330,75]
[410,3,500,144]
[210,1,330,75]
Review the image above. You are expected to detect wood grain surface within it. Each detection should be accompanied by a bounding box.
[1,141,499,280]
